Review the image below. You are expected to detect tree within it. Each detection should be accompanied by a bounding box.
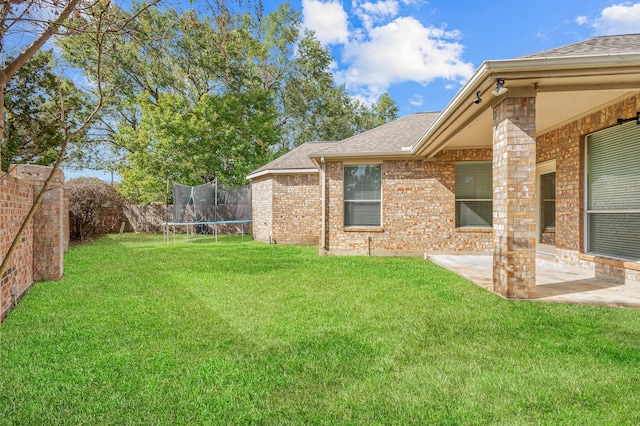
[117,89,279,203]
[0,0,159,313]
[58,3,399,203]
[354,92,399,133]
[2,50,90,171]
[0,0,83,170]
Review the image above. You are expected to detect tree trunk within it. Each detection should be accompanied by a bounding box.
[0,0,82,170]
[1,74,6,171]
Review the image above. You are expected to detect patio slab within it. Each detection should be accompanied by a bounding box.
[429,254,640,309]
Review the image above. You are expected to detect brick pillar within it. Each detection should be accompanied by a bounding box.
[492,94,537,299]
[10,165,66,281]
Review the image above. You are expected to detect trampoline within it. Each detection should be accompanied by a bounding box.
[164,180,252,242]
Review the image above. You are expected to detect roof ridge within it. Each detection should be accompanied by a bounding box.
[520,33,640,59]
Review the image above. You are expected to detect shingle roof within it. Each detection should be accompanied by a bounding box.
[248,141,336,177]
[521,34,640,59]
[311,112,441,156]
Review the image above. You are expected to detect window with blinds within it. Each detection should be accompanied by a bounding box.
[586,121,640,260]
[344,164,382,227]
[455,162,493,228]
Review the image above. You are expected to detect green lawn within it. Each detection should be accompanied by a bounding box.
[1,234,639,424]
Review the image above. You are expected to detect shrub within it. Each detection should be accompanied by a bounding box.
[68,178,128,241]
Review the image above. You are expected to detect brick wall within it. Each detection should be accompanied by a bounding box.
[251,94,640,286]
[1,165,67,321]
[251,176,273,243]
[537,93,640,281]
[272,174,320,245]
[251,173,320,245]
[324,149,494,255]
[0,173,34,318]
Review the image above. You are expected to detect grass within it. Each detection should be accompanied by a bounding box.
[1,234,640,424]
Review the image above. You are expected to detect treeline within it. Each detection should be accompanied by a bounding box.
[3,1,398,203]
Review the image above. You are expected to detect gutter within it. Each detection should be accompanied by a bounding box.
[246,168,318,180]
[308,151,417,161]
[320,157,326,251]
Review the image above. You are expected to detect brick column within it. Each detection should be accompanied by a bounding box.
[492,95,537,298]
[11,165,66,281]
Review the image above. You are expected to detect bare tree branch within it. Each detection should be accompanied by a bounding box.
[2,0,82,81]
[0,0,159,317]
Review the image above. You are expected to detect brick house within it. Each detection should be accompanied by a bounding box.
[247,141,336,245]
[248,35,640,299]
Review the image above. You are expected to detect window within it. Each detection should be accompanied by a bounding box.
[344,164,382,227]
[455,161,492,228]
[586,121,640,260]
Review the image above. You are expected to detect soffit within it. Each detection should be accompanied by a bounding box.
[416,61,640,155]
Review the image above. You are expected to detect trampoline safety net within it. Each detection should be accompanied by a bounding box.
[171,181,251,224]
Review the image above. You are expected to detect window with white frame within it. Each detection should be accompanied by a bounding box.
[344,164,382,227]
[455,161,492,228]
[586,121,640,260]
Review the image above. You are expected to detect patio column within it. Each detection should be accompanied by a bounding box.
[492,92,537,299]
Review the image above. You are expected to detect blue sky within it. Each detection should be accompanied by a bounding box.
[264,0,640,115]
[66,0,640,180]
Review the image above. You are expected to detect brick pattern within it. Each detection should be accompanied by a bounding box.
[324,149,494,255]
[251,176,273,243]
[0,173,34,318]
[1,165,67,321]
[492,97,537,299]
[272,174,320,245]
[252,94,640,288]
[537,93,640,256]
[64,188,70,253]
[12,165,66,281]
[251,173,320,245]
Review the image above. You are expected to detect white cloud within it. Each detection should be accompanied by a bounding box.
[354,0,399,31]
[575,15,588,25]
[577,2,640,35]
[337,17,474,90]
[301,0,474,104]
[409,94,423,106]
[302,0,350,45]
[536,30,549,40]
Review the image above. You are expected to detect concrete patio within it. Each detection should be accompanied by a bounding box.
[429,254,640,309]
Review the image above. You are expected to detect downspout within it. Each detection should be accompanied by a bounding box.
[320,157,326,251]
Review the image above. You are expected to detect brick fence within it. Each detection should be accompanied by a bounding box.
[1,165,68,322]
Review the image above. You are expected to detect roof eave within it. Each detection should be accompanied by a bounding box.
[308,151,416,161]
[411,53,640,157]
[246,168,319,180]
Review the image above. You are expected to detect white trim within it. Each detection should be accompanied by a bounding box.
[411,53,640,157]
[246,168,318,180]
[584,122,640,259]
[320,157,326,250]
[310,151,414,160]
[584,135,590,256]
[343,164,383,228]
[455,161,493,228]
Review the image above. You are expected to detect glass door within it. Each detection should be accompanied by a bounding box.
[537,161,556,255]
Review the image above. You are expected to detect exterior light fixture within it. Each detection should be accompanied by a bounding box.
[492,79,508,96]
[616,111,640,125]
[473,91,482,104]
